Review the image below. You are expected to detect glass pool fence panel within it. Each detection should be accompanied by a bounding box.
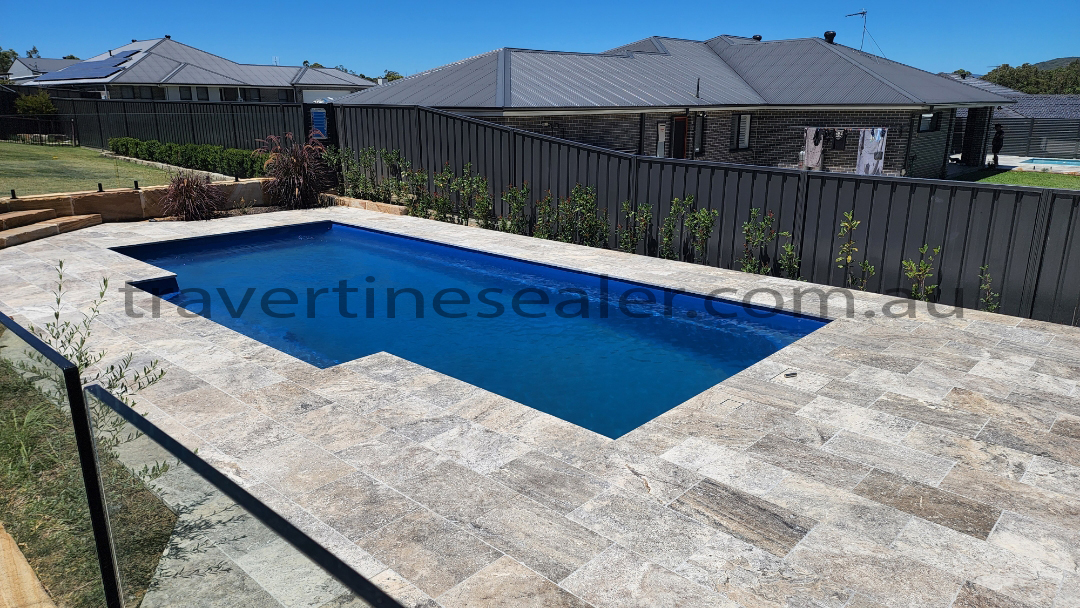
[0,311,118,606]
[83,384,404,608]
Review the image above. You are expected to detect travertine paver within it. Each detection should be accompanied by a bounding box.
[3,206,1080,607]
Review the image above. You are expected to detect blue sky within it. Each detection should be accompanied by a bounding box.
[3,0,1077,77]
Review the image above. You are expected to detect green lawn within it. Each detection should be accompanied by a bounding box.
[953,167,1080,190]
[1,142,172,197]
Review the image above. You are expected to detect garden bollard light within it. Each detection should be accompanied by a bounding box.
[134,181,140,190]
[10,189,15,200]
[98,183,104,192]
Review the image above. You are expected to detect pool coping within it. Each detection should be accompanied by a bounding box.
[3,206,1080,608]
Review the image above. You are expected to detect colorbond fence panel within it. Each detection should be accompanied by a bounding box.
[330,105,1079,325]
[53,98,303,150]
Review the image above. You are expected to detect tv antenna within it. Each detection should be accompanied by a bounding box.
[846,9,887,58]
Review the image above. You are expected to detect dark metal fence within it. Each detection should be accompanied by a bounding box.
[337,105,1080,326]
[953,116,1080,159]
[52,98,305,150]
[0,310,403,608]
[0,114,78,145]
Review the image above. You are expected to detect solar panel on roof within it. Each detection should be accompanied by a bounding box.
[35,50,140,81]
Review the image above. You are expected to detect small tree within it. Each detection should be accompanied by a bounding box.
[978,265,1001,313]
[738,208,786,274]
[500,184,531,235]
[659,196,693,260]
[617,200,651,254]
[836,210,876,290]
[902,244,941,301]
[533,192,557,240]
[15,91,56,115]
[684,207,719,264]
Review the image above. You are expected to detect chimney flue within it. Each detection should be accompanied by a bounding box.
[752,35,762,41]
[824,31,836,44]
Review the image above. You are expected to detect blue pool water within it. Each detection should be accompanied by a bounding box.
[115,222,826,438]
[1023,158,1080,166]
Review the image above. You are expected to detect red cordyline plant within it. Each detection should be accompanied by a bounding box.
[257,131,333,209]
[159,172,227,221]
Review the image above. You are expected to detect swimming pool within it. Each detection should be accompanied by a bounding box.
[1022,158,1080,167]
[116,222,826,438]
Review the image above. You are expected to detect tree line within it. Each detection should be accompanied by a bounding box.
[954,60,1080,94]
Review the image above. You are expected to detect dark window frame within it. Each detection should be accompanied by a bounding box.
[918,112,942,133]
[730,113,752,150]
[179,86,192,100]
[196,86,209,101]
[139,86,154,100]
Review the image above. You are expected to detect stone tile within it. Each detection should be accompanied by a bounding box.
[869,392,988,437]
[786,524,961,608]
[655,405,768,450]
[468,497,611,583]
[1056,572,1080,608]
[902,424,1032,481]
[951,581,1040,608]
[822,431,956,485]
[978,418,1080,466]
[240,436,356,498]
[396,460,519,524]
[1052,414,1080,440]
[769,367,832,392]
[675,532,852,608]
[507,414,612,470]
[722,376,818,413]
[987,511,1080,572]
[446,391,541,436]
[568,487,716,569]
[578,444,701,504]
[236,380,332,418]
[797,396,916,443]
[560,544,736,608]
[912,362,1014,400]
[194,409,297,457]
[154,384,250,428]
[612,419,687,457]
[368,397,471,443]
[294,472,420,542]
[669,478,816,558]
[422,421,532,475]
[830,345,922,373]
[233,538,349,608]
[725,400,839,446]
[1021,456,1080,499]
[843,365,953,402]
[357,510,502,598]
[853,469,1000,540]
[892,518,1062,608]
[365,569,439,608]
[340,351,430,384]
[939,465,1080,531]
[438,556,592,607]
[489,451,608,514]
[1008,386,1080,419]
[745,432,872,490]
[283,404,385,453]
[334,429,448,487]
[816,378,887,407]
[763,474,912,546]
[299,365,393,411]
[660,437,789,495]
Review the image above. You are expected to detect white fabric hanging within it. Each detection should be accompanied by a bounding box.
[856,128,888,175]
[804,128,824,170]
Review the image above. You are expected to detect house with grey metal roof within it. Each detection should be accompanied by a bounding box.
[27,37,374,104]
[340,33,1013,177]
[2,57,81,83]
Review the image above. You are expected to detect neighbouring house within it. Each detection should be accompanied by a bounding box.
[338,33,1013,178]
[25,37,375,104]
[1,57,81,83]
[943,74,1080,159]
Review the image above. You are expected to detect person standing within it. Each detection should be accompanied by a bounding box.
[991,124,1004,168]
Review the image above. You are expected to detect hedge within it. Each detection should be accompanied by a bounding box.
[107,137,267,179]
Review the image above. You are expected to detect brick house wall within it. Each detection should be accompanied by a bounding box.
[478,108,962,178]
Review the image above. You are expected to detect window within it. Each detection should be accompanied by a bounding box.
[118,86,134,99]
[139,86,154,100]
[221,87,238,102]
[731,114,751,149]
[278,89,292,102]
[918,112,942,132]
[196,87,209,101]
[242,88,260,102]
[152,87,165,100]
[655,122,668,157]
[693,114,705,154]
[179,86,192,100]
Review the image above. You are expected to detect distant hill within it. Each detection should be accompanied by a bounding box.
[1035,57,1080,70]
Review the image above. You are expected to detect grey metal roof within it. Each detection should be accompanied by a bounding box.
[338,34,1012,110]
[30,38,375,89]
[13,57,80,74]
[945,76,1080,119]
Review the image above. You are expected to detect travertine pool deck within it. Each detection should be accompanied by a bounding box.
[2,207,1080,608]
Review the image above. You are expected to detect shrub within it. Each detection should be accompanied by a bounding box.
[136,139,162,162]
[618,200,651,254]
[158,172,227,221]
[14,91,56,115]
[258,132,333,209]
[104,137,265,178]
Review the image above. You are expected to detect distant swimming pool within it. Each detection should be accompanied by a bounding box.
[115,222,826,438]
[1023,158,1080,167]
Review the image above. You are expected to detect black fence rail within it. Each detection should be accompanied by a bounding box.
[953,116,1080,159]
[52,98,305,150]
[0,114,78,145]
[336,105,1080,326]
